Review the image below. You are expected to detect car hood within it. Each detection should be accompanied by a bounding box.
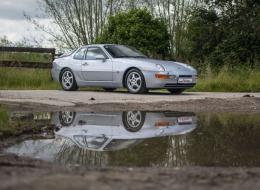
[114,58,197,73]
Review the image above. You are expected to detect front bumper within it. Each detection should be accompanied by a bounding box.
[51,68,60,82]
[143,71,197,89]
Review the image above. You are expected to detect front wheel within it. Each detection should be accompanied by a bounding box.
[59,111,76,126]
[60,69,78,91]
[122,111,146,132]
[125,69,147,94]
[168,89,184,94]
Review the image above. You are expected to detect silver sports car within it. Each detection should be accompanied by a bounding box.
[51,44,197,94]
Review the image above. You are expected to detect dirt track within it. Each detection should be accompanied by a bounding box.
[0,154,260,190]
[0,90,260,112]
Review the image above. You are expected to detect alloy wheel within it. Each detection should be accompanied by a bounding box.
[126,111,142,128]
[127,72,142,93]
[62,71,74,90]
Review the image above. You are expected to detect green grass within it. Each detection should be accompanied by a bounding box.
[0,106,15,136]
[191,67,260,92]
[0,66,259,92]
[0,52,52,63]
[0,105,53,137]
[0,67,59,89]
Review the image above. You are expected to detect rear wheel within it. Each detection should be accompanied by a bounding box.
[103,88,116,92]
[60,69,78,91]
[125,69,147,94]
[168,89,184,94]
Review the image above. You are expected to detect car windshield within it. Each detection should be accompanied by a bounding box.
[73,135,108,149]
[104,45,147,58]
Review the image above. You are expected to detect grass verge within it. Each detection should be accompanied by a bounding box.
[0,67,259,92]
[191,67,260,92]
[0,67,59,90]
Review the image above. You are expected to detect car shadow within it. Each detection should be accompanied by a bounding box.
[78,89,197,96]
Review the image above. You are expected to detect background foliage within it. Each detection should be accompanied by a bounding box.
[185,0,259,69]
[0,0,259,91]
[96,9,170,58]
[30,0,259,69]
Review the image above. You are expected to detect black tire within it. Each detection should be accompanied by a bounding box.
[168,89,184,94]
[125,69,147,94]
[103,88,116,92]
[122,111,146,132]
[59,111,76,126]
[60,68,78,91]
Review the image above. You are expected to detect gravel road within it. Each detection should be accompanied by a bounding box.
[0,90,259,106]
[0,90,259,112]
[0,154,260,190]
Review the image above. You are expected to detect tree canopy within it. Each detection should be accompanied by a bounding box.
[185,0,259,68]
[25,0,259,68]
[96,9,170,58]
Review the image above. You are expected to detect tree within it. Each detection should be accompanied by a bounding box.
[185,8,221,64]
[28,0,200,56]
[0,36,12,47]
[28,0,136,49]
[185,0,260,68]
[29,0,193,55]
[96,9,170,58]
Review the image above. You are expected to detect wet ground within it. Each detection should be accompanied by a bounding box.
[1,103,260,189]
[0,91,259,113]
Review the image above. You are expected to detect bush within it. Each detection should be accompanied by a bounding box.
[191,66,260,92]
[186,0,259,68]
[96,9,170,58]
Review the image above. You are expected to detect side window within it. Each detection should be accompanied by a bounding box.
[86,47,107,60]
[73,48,87,60]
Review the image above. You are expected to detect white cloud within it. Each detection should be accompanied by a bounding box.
[0,0,55,47]
[0,0,41,20]
[0,18,54,47]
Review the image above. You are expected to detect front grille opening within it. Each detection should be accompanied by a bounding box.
[164,83,195,88]
[179,75,192,78]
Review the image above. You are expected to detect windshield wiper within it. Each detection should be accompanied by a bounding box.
[115,56,129,58]
[130,56,147,58]
[115,56,146,58]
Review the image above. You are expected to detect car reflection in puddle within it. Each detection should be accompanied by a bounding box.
[4,111,197,165]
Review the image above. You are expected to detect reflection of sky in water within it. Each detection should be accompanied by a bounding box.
[3,110,260,167]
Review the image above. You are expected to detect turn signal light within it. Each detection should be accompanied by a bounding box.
[155,121,176,127]
[155,74,170,79]
[155,74,176,79]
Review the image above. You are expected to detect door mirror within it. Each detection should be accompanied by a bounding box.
[95,54,106,62]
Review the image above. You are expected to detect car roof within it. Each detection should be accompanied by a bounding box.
[82,44,119,48]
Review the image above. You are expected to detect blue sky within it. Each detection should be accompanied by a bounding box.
[0,0,52,46]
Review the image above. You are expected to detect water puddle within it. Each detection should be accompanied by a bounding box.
[1,106,260,167]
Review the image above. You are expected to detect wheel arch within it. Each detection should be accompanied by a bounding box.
[59,67,73,83]
[122,67,145,87]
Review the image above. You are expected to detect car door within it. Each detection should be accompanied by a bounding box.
[69,47,88,81]
[81,47,113,82]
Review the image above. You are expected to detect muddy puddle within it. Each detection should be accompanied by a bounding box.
[0,104,260,167]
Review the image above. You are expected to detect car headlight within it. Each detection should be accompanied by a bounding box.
[186,65,192,69]
[177,62,196,71]
[185,64,196,71]
[156,64,165,71]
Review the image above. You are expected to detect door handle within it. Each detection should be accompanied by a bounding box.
[82,62,88,66]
